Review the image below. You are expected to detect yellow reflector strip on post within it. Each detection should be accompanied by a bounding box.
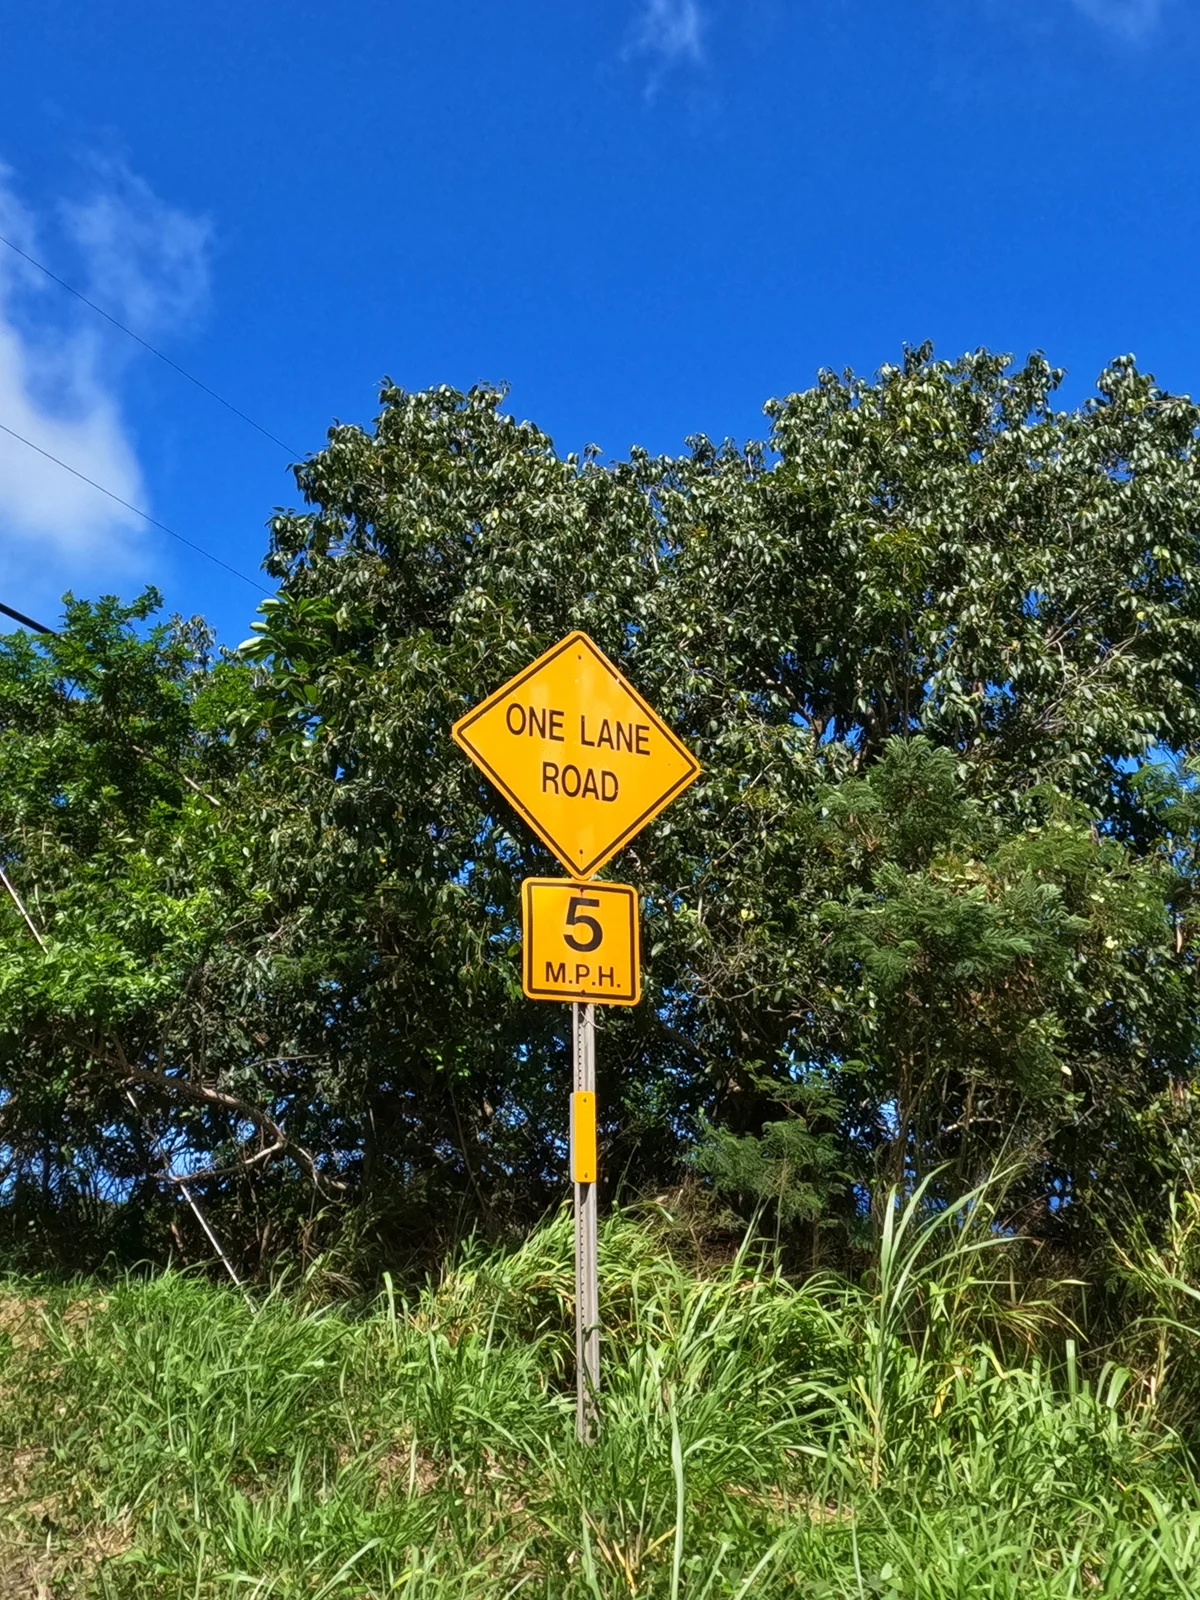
[572,1091,597,1184]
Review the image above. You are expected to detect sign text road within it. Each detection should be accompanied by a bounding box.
[521,878,640,1005]
[452,631,700,878]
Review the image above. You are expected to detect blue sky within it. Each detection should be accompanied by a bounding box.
[0,0,1196,646]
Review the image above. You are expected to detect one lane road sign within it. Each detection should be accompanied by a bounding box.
[452,631,700,878]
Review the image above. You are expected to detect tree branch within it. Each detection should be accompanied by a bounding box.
[75,1030,346,1197]
[0,864,46,948]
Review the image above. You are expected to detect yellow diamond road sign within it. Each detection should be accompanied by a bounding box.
[453,631,700,878]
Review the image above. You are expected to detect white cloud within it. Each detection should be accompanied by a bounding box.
[627,0,707,84]
[1068,0,1165,39]
[0,161,211,619]
[62,159,211,338]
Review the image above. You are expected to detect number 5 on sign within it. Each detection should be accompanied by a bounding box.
[521,879,640,1006]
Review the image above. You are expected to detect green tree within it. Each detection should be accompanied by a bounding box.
[0,593,340,1267]
[3,346,1199,1273]
[248,350,1200,1258]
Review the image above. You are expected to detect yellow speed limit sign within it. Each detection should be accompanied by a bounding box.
[521,879,640,1006]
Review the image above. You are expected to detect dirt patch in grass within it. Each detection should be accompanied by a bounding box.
[0,1506,134,1600]
[0,1545,56,1600]
[376,1438,440,1497]
[0,1423,133,1599]
[0,1294,47,1353]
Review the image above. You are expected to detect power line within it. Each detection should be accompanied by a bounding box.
[0,229,302,458]
[0,600,53,633]
[0,420,271,595]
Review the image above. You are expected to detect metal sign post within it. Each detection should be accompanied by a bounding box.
[572,1001,599,1442]
[451,630,700,1446]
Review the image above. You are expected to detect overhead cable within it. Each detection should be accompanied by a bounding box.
[0,420,271,595]
[0,599,54,634]
[0,228,302,458]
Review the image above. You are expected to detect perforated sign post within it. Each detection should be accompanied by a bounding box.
[453,631,699,1442]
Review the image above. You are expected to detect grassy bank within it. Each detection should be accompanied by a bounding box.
[3,1196,1200,1598]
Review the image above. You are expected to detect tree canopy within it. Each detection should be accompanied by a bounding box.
[2,344,1199,1274]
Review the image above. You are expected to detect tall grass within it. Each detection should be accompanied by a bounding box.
[3,1190,1200,1597]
